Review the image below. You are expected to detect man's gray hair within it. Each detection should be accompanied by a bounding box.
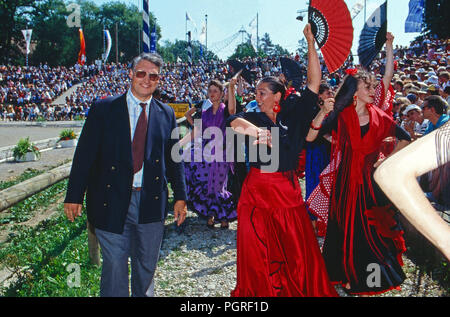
[131,53,164,70]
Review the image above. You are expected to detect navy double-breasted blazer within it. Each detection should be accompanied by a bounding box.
[64,94,187,234]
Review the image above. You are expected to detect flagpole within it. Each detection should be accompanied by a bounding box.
[26,23,29,68]
[205,14,208,59]
[137,0,141,54]
[257,13,259,52]
[143,0,150,53]
[364,0,367,23]
[115,22,119,64]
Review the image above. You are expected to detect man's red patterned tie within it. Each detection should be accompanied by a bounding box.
[132,103,148,174]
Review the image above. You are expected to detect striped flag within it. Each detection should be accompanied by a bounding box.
[143,0,150,53]
[186,31,194,105]
[78,28,86,65]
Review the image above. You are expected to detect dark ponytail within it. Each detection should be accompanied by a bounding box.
[258,76,286,99]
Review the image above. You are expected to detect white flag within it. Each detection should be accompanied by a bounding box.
[199,22,206,44]
[350,2,364,20]
[21,29,33,54]
[186,12,197,34]
[249,16,257,29]
[248,16,258,51]
[103,30,112,62]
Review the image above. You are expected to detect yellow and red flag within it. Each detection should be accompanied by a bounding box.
[78,28,86,65]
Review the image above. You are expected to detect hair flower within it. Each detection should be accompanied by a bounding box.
[345,68,358,76]
[284,87,296,100]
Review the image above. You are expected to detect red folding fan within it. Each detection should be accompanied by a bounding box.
[308,0,354,73]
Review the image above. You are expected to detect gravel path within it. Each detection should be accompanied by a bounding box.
[0,126,447,297]
[0,147,76,183]
[0,125,82,148]
[156,211,448,297]
[0,124,81,183]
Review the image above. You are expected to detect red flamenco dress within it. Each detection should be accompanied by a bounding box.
[321,104,408,295]
[229,88,338,297]
[232,168,338,297]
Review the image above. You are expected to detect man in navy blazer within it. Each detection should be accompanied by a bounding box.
[64,53,187,297]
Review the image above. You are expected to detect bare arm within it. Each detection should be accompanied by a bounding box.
[178,125,201,147]
[237,76,244,97]
[304,24,321,94]
[306,98,335,142]
[230,118,260,138]
[374,130,450,261]
[184,107,197,126]
[230,117,272,147]
[382,32,395,96]
[227,75,239,116]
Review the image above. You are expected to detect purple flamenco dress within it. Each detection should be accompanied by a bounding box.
[183,104,237,223]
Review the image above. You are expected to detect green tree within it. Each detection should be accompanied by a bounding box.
[229,42,257,60]
[0,0,46,64]
[260,33,274,56]
[297,38,307,59]
[272,44,290,57]
[13,0,162,66]
[159,39,218,64]
[424,0,450,38]
[30,0,76,66]
[258,33,289,57]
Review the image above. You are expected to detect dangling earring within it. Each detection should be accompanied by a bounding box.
[353,95,358,105]
[273,101,281,113]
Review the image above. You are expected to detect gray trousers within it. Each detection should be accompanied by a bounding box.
[95,191,164,297]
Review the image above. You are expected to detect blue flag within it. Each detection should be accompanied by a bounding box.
[405,0,424,33]
[150,24,157,53]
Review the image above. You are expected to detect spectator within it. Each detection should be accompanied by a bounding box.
[422,95,449,134]
[402,104,430,140]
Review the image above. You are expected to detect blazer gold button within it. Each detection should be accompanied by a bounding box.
[155,160,160,163]
[155,196,159,200]
[155,177,159,181]
[111,166,116,171]
[104,203,107,207]
[107,184,111,188]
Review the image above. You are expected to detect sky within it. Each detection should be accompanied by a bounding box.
[94,0,420,61]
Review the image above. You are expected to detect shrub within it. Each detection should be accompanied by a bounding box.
[12,137,41,160]
[59,129,77,141]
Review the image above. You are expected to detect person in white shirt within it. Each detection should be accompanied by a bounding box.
[402,104,430,141]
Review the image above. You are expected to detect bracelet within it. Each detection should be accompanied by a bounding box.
[310,122,322,130]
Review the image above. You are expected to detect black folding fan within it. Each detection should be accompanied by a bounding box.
[358,1,388,69]
[280,57,306,91]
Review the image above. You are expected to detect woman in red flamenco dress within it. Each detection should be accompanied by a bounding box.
[310,66,411,295]
[227,24,337,297]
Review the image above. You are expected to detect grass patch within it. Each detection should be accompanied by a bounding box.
[0,180,68,225]
[0,169,44,190]
[0,206,100,296]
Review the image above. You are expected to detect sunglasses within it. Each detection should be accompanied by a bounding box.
[134,70,160,81]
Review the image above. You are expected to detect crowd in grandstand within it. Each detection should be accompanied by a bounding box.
[0,36,448,127]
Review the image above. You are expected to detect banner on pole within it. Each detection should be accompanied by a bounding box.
[150,24,157,53]
[78,28,86,65]
[103,30,112,62]
[248,15,258,51]
[350,2,364,20]
[21,29,33,54]
[405,0,424,33]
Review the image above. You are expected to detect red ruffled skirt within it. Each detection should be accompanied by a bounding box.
[231,168,337,297]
